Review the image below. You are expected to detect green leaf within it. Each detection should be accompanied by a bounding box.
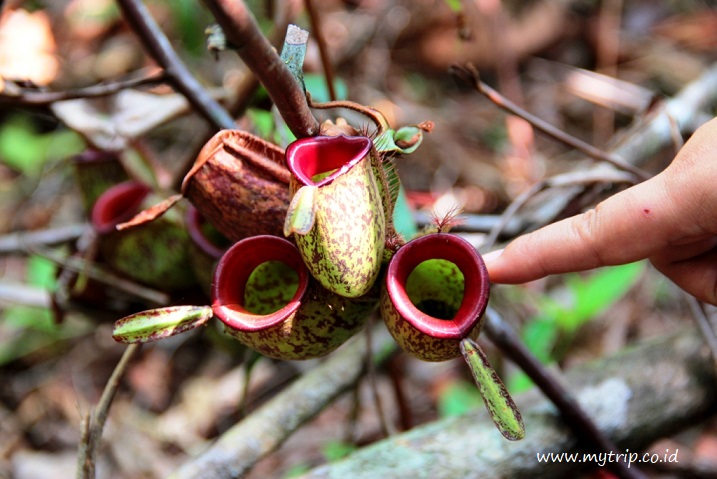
[568,262,644,326]
[304,73,348,102]
[509,316,559,393]
[392,185,418,239]
[247,109,276,140]
[169,0,212,56]
[283,185,318,236]
[283,464,311,478]
[507,371,534,395]
[0,117,49,175]
[546,262,645,333]
[460,338,525,441]
[322,440,357,462]
[5,305,55,333]
[27,255,58,291]
[119,147,159,190]
[521,316,559,364]
[392,125,423,154]
[443,0,462,12]
[46,128,85,162]
[437,380,483,417]
[112,305,213,343]
[0,116,85,176]
[0,307,90,366]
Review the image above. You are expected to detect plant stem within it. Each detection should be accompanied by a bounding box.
[117,0,235,131]
[202,0,319,138]
[76,344,141,479]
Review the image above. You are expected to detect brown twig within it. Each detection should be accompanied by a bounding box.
[116,0,236,131]
[413,211,524,235]
[685,295,717,372]
[171,2,296,191]
[229,0,296,118]
[300,328,715,478]
[364,319,395,437]
[227,72,260,119]
[169,327,396,479]
[305,0,337,101]
[484,308,647,479]
[0,223,88,254]
[0,71,167,106]
[52,226,99,323]
[386,354,412,431]
[481,169,637,251]
[0,283,51,308]
[451,64,651,182]
[477,0,538,185]
[77,344,142,479]
[29,244,170,306]
[201,0,319,138]
[593,0,623,144]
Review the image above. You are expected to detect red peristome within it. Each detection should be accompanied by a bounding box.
[186,205,227,260]
[286,134,372,187]
[212,235,309,332]
[385,233,490,339]
[91,181,151,235]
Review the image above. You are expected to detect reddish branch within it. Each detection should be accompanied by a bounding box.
[201,0,319,138]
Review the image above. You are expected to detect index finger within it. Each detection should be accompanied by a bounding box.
[484,174,680,284]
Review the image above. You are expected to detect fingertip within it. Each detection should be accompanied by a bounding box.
[482,248,504,266]
[482,248,507,283]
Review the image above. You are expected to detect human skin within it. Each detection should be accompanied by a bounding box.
[483,117,717,306]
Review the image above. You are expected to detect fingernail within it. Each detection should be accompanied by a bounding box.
[482,248,504,264]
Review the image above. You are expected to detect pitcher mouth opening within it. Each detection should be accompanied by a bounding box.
[186,205,231,260]
[385,233,489,339]
[212,235,309,332]
[405,258,463,320]
[91,181,151,235]
[286,135,372,187]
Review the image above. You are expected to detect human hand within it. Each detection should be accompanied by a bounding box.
[483,117,717,305]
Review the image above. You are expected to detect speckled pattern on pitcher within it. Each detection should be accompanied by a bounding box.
[183,130,290,242]
[223,280,377,360]
[380,287,481,362]
[290,149,386,298]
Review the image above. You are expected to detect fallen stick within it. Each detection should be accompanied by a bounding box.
[298,328,717,479]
